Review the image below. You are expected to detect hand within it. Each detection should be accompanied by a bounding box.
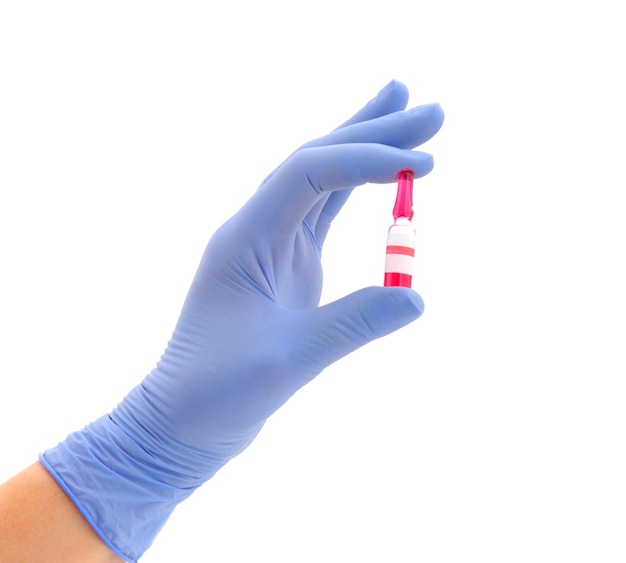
[41,80,445,562]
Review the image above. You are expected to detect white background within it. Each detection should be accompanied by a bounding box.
[1,1,625,561]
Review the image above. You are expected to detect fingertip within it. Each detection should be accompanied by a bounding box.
[358,286,425,337]
[358,80,410,120]
[384,286,425,322]
[422,101,445,118]
[408,102,445,140]
[427,102,445,132]
[376,79,409,109]
[327,81,410,134]
[414,152,434,178]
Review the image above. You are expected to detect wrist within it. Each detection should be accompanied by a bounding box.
[39,406,207,562]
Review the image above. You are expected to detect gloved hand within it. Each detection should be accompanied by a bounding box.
[40,80,445,562]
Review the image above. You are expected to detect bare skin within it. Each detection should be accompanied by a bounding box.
[0,462,123,563]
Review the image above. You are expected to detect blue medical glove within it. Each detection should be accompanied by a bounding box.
[40,80,445,562]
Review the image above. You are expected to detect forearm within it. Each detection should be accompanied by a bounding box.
[0,462,123,563]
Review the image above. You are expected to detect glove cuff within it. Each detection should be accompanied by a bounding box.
[40,412,201,562]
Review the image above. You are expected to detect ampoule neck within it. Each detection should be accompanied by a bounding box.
[393,216,412,225]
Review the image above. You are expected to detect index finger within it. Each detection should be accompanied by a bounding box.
[240,143,434,236]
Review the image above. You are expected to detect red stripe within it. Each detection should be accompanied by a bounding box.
[384,273,413,288]
[386,245,415,257]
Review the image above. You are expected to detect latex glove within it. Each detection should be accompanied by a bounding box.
[41,80,445,562]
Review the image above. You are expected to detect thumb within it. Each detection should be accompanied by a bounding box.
[293,286,424,374]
